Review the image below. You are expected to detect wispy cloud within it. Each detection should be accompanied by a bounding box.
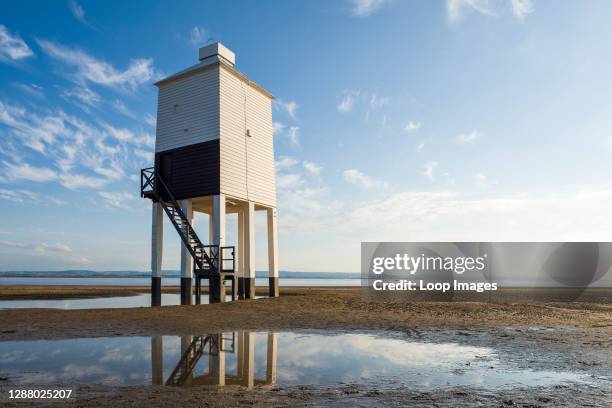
[112,99,135,118]
[274,124,300,147]
[0,25,33,61]
[0,188,38,203]
[144,114,156,127]
[456,130,480,144]
[273,121,286,135]
[343,169,386,189]
[69,1,93,27]
[13,83,44,99]
[2,162,58,183]
[287,126,300,146]
[37,39,158,91]
[351,0,389,17]
[511,0,534,20]
[62,86,101,107]
[0,100,154,192]
[403,121,421,132]
[98,191,139,209]
[446,0,533,23]
[337,90,359,113]
[276,156,298,170]
[421,161,438,181]
[277,173,304,189]
[59,173,109,189]
[189,26,211,47]
[474,172,497,187]
[0,240,72,253]
[369,93,390,109]
[274,99,299,119]
[303,160,322,177]
[337,89,390,125]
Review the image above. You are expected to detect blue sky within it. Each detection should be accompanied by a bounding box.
[2,0,612,272]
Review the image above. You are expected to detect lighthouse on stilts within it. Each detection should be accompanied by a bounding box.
[141,43,278,306]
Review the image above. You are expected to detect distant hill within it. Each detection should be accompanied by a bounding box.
[0,270,360,279]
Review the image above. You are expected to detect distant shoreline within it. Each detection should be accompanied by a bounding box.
[0,275,361,279]
[0,271,360,279]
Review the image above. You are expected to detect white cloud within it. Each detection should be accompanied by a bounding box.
[337,90,390,119]
[456,130,480,144]
[474,172,488,186]
[69,1,92,27]
[135,132,155,148]
[0,99,156,195]
[277,173,304,189]
[404,121,421,132]
[274,99,299,119]
[0,100,68,153]
[474,172,497,187]
[421,161,438,181]
[37,39,158,90]
[62,86,101,107]
[0,240,72,253]
[287,126,300,146]
[93,162,124,181]
[416,142,425,151]
[59,173,109,189]
[446,0,532,22]
[98,191,138,209]
[103,125,154,147]
[343,169,386,189]
[134,149,154,163]
[0,25,33,61]
[13,83,44,99]
[338,91,358,113]
[369,93,390,109]
[273,121,286,135]
[511,0,534,20]
[189,26,210,47]
[0,188,38,203]
[145,114,156,127]
[346,187,612,243]
[351,0,389,17]
[303,160,322,177]
[276,156,298,170]
[112,99,135,118]
[446,0,497,22]
[2,162,57,183]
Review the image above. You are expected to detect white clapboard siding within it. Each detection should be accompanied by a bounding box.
[219,66,276,207]
[156,66,221,152]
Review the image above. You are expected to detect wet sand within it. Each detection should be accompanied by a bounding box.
[0,286,610,407]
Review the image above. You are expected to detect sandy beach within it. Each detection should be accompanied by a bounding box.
[0,286,610,407]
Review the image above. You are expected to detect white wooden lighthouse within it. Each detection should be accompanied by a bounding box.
[141,43,278,305]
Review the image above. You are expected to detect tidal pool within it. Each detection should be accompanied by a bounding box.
[0,294,239,309]
[0,332,591,390]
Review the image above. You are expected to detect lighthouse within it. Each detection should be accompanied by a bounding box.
[141,43,278,305]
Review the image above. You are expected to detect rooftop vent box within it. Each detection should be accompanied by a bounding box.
[199,43,236,66]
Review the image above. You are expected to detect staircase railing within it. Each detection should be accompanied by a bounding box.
[140,167,216,273]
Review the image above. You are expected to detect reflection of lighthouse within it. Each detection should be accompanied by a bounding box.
[151,336,163,385]
[152,331,278,387]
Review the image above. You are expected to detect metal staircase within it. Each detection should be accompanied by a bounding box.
[140,167,234,276]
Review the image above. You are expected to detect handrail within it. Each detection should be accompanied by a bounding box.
[140,166,236,275]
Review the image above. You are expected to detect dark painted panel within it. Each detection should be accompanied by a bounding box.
[155,139,220,200]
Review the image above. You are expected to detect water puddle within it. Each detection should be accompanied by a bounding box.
[0,294,240,309]
[0,332,590,390]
